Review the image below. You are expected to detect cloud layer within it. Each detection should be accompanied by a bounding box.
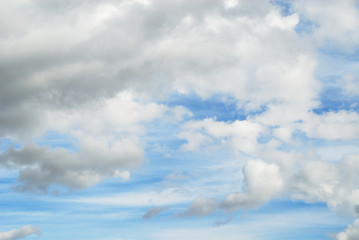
[1,0,359,239]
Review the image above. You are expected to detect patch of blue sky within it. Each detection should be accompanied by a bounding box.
[314,87,359,114]
[34,131,78,152]
[316,49,359,79]
[160,91,243,121]
[269,0,318,35]
[295,18,317,35]
[1,190,350,240]
[144,121,187,152]
[0,137,21,153]
[222,199,352,240]
[313,48,359,114]
[270,0,294,16]
[146,200,350,240]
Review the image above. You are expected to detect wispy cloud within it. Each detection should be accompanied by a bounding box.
[0,225,41,240]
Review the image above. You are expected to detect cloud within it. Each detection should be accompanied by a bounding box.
[300,111,359,141]
[0,0,316,194]
[142,206,169,219]
[0,91,167,192]
[0,140,142,192]
[213,216,232,227]
[1,0,359,238]
[68,189,193,207]
[290,155,359,217]
[181,154,359,218]
[0,0,316,137]
[179,118,264,154]
[0,225,41,240]
[178,197,219,217]
[165,173,188,181]
[221,159,284,211]
[294,0,359,50]
[336,219,359,240]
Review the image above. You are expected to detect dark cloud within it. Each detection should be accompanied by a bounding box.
[213,216,232,227]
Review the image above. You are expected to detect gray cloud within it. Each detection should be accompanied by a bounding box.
[0,0,313,137]
[0,225,41,240]
[178,197,218,217]
[0,141,142,193]
[142,206,169,220]
[213,216,232,228]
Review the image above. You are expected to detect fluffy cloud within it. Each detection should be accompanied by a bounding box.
[0,225,41,240]
[300,111,359,140]
[294,0,359,50]
[336,219,359,240]
[1,1,359,238]
[0,0,316,137]
[0,0,318,193]
[179,118,264,154]
[219,159,284,212]
[291,155,359,217]
[182,154,359,219]
[0,91,166,192]
[0,140,140,192]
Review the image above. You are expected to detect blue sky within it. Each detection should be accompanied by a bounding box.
[1,0,359,239]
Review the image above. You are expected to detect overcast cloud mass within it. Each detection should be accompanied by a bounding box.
[1,0,359,239]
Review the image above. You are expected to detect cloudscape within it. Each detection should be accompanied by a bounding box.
[1,0,359,239]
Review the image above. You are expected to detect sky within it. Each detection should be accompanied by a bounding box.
[1,0,359,239]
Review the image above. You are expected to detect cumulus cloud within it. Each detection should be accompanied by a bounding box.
[291,155,359,217]
[0,225,41,240]
[222,159,284,211]
[178,160,285,216]
[0,0,318,193]
[0,140,141,192]
[1,1,359,238]
[0,0,316,137]
[336,219,359,240]
[182,155,359,218]
[0,91,166,192]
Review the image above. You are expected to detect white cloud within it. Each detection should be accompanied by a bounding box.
[0,0,317,193]
[181,153,359,219]
[1,0,359,238]
[301,111,359,140]
[336,219,359,240]
[340,74,359,96]
[222,159,284,211]
[68,188,193,207]
[179,118,264,155]
[0,225,41,240]
[294,0,359,50]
